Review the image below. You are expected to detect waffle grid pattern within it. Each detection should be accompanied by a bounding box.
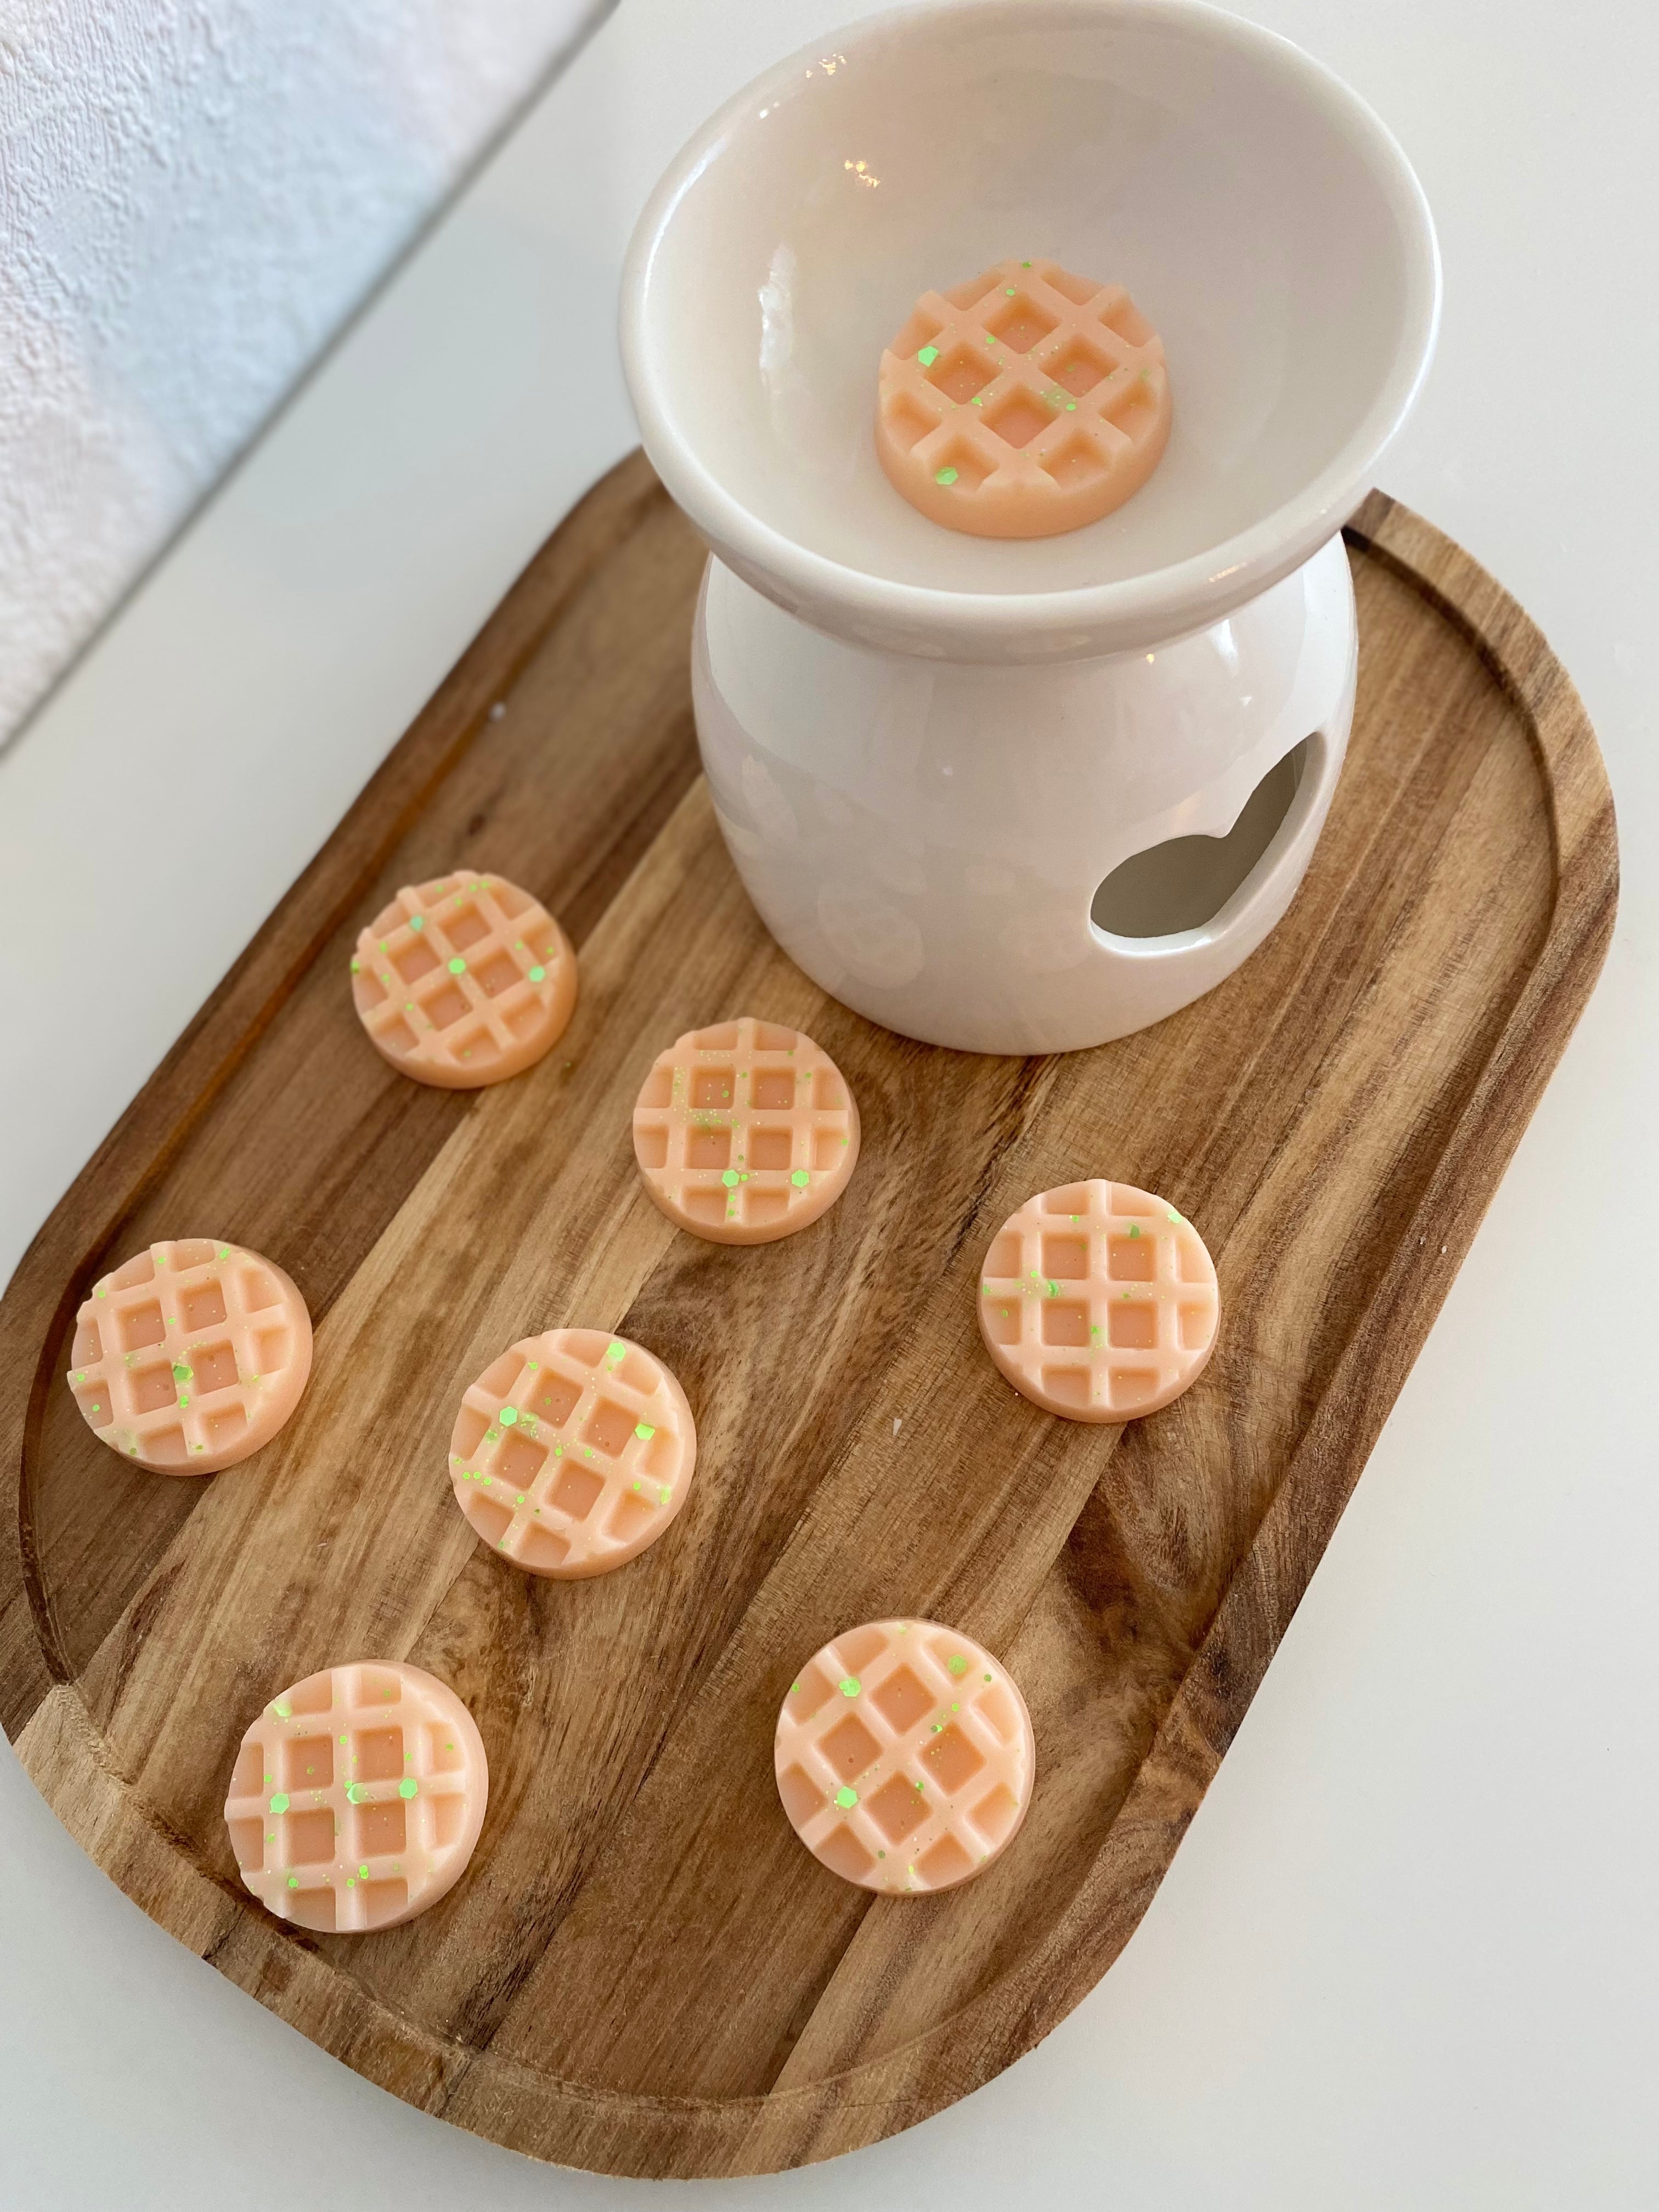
[66,1238,311,1474]
[351,870,575,1087]
[877,257,1170,535]
[775,1621,1035,1894]
[223,1662,487,1933]
[979,1179,1218,1421]
[449,1329,696,1578]
[633,1018,860,1245]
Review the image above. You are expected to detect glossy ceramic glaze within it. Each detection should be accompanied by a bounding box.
[695,534,1355,1052]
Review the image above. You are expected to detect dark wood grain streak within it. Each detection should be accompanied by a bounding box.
[0,466,1616,2177]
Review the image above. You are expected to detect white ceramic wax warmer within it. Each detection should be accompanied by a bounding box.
[621,0,1440,1053]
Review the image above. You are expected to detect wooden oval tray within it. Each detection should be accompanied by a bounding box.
[0,457,1616,2179]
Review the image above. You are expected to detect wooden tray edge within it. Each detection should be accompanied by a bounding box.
[0,481,1620,2178]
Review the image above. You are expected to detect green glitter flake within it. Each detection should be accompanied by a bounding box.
[935,465,959,486]
[346,1782,366,1803]
[839,1677,861,1698]
[269,1792,290,1815]
[408,915,424,930]
[635,1421,656,1442]
[1005,285,1015,295]
[350,957,360,973]
[273,1700,292,1719]
[916,343,939,368]
[398,1778,419,1800]
[287,1876,299,1889]
[721,1168,740,1188]
[606,1341,626,1367]
[946,1655,968,1677]
[1022,259,1032,267]
[1128,1223,1141,1238]
[171,1362,191,1381]
[528,964,546,984]
[498,1405,519,1426]
[358,1863,370,1879]
[790,1169,810,1188]
[834,1785,859,1810]
[448,956,466,974]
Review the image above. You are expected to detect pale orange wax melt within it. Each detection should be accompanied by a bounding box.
[351,868,576,1087]
[449,1329,696,1577]
[877,258,1171,537]
[979,1179,1218,1421]
[67,1237,312,1474]
[224,1661,487,1933]
[632,1017,860,1244]
[776,1620,1035,1893]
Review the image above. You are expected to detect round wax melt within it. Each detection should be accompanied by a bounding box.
[876,258,1171,538]
[66,1237,312,1475]
[449,1329,696,1577]
[632,1017,860,1244]
[979,1178,1218,1421]
[224,1661,488,1934]
[351,868,576,1087]
[776,1620,1035,1893]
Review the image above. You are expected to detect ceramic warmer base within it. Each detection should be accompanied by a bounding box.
[695,537,1357,1053]
[0,458,1614,2181]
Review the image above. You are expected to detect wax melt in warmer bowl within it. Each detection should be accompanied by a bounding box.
[776,1620,1036,1892]
[877,258,1172,537]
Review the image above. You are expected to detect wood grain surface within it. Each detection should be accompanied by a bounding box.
[0,454,1617,2177]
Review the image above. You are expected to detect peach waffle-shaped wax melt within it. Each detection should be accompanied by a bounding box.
[351,868,576,1087]
[776,1620,1035,1893]
[632,1017,860,1245]
[979,1179,1218,1421]
[876,257,1171,538]
[66,1238,312,1475]
[449,1329,696,1577]
[224,1661,487,1934]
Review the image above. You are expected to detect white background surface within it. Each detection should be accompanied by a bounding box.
[0,0,597,737]
[2,1,1656,2203]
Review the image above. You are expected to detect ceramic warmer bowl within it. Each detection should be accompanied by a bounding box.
[621,0,1440,1051]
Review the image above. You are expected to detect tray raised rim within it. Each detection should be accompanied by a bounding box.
[0,472,1619,2178]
